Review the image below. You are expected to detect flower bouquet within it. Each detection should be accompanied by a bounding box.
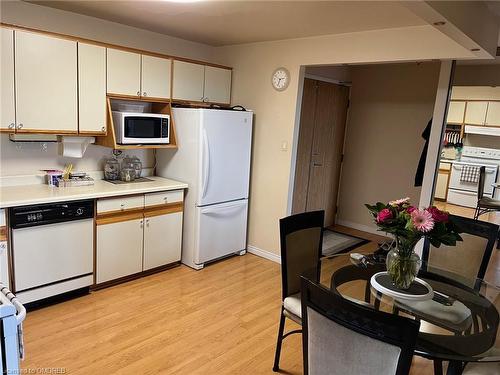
[366,198,462,289]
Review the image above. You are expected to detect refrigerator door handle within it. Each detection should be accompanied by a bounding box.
[202,128,210,199]
[202,202,246,216]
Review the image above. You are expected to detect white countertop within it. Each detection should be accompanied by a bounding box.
[0,176,188,208]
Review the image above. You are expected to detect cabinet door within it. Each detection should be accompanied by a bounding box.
[172,60,205,102]
[15,30,77,133]
[464,101,488,125]
[446,101,465,124]
[485,101,500,127]
[141,55,171,100]
[107,48,141,97]
[143,212,182,270]
[96,218,144,283]
[204,66,231,104]
[78,43,106,134]
[434,171,449,200]
[1,28,15,132]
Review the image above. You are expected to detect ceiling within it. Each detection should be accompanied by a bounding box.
[27,1,427,46]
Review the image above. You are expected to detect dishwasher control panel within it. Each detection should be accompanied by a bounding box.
[9,200,94,229]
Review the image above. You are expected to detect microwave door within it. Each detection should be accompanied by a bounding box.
[122,116,169,144]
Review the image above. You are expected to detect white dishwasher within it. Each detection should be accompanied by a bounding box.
[10,200,94,304]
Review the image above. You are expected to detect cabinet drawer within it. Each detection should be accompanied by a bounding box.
[145,190,183,208]
[97,195,144,214]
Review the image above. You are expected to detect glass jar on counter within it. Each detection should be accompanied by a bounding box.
[120,167,135,182]
[121,155,142,178]
[103,157,120,180]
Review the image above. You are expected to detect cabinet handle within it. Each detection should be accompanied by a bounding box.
[146,219,150,227]
[140,220,144,228]
[120,204,125,210]
[8,123,14,129]
[203,97,209,103]
[163,197,168,203]
[101,126,106,132]
[17,124,23,129]
[143,92,147,97]
[137,91,141,97]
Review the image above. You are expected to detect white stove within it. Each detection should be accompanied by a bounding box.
[447,146,500,208]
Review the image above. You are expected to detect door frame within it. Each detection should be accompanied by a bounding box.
[287,67,352,224]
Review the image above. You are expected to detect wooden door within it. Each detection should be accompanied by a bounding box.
[172,60,205,102]
[204,66,232,104]
[96,218,144,284]
[464,101,488,125]
[15,30,78,133]
[78,43,106,134]
[143,212,183,270]
[141,55,171,100]
[1,28,15,132]
[292,79,350,227]
[106,48,141,97]
[485,101,500,127]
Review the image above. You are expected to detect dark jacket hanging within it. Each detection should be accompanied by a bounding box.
[415,119,432,187]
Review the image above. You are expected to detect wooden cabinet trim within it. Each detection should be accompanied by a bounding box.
[96,211,144,226]
[144,203,183,218]
[1,22,232,70]
[0,226,7,242]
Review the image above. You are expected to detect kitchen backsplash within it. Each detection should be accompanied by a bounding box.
[0,134,154,176]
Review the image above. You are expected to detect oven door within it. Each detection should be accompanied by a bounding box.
[448,164,497,195]
[122,115,169,144]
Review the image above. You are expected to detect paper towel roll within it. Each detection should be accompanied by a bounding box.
[59,137,95,158]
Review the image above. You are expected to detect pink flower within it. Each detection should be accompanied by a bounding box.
[406,206,416,214]
[411,209,435,232]
[427,206,449,223]
[376,208,393,223]
[389,197,410,207]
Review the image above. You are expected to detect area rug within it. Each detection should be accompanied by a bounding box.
[322,230,370,257]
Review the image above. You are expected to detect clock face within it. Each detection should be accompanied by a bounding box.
[272,68,290,91]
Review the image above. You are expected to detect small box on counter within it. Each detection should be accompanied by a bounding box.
[56,176,95,187]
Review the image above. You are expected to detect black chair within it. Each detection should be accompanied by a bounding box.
[301,276,420,375]
[421,214,499,290]
[474,166,500,220]
[474,166,500,249]
[272,210,324,372]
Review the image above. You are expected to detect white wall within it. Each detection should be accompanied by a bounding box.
[337,62,441,230]
[0,0,215,177]
[215,25,475,256]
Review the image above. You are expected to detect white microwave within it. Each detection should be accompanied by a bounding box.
[112,111,170,145]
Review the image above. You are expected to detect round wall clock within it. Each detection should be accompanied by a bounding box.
[271,67,290,91]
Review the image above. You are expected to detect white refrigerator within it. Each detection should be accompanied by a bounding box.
[156,108,253,269]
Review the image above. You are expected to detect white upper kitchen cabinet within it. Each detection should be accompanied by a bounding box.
[172,60,205,102]
[141,55,171,100]
[485,101,500,127]
[78,43,106,134]
[107,48,141,97]
[464,101,488,125]
[96,218,144,284]
[1,28,15,132]
[143,212,183,270]
[15,30,77,133]
[446,101,465,124]
[204,66,231,104]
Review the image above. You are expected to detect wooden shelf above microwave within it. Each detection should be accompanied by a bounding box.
[94,96,177,150]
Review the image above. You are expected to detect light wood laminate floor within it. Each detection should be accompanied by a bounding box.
[22,244,452,375]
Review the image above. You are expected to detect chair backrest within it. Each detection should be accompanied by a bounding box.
[279,210,324,301]
[422,214,499,288]
[477,166,486,200]
[301,277,420,375]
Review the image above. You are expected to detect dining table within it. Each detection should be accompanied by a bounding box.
[302,252,500,375]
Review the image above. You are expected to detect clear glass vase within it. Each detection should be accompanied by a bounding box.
[386,237,422,290]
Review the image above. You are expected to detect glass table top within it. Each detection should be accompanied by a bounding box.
[303,252,500,363]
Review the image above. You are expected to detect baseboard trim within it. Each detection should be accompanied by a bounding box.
[247,245,281,264]
[335,219,381,236]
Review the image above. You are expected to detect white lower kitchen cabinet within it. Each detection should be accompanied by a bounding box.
[143,212,183,270]
[96,218,144,284]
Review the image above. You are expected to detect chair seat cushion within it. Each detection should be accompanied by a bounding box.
[479,197,500,209]
[396,298,472,332]
[284,293,302,319]
[462,362,500,375]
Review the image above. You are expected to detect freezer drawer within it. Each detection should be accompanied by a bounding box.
[195,200,248,264]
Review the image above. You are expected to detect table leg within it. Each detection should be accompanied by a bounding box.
[446,360,464,375]
[434,360,443,375]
